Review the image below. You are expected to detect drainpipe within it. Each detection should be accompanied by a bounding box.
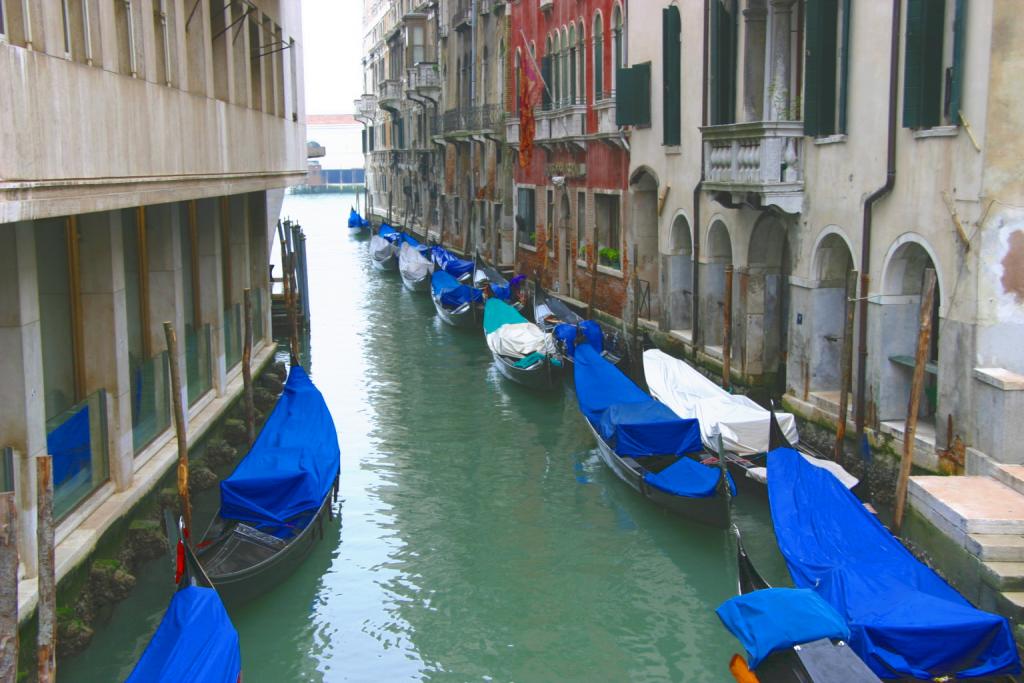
[854,0,902,441]
[691,0,710,358]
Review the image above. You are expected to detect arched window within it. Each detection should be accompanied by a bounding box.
[514,49,521,115]
[611,4,622,94]
[569,25,577,104]
[578,21,586,104]
[561,27,570,106]
[553,33,560,109]
[544,35,552,110]
[498,39,505,109]
[593,12,604,101]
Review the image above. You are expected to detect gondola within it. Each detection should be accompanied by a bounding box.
[483,298,562,391]
[532,282,627,369]
[642,349,858,496]
[369,224,399,271]
[473,257,525,310]
[347,207,369,231]
[196,365,340,603]
[429,245,475,283]
[127,519,241,682]
[573,342,734,528]
[767,447,1021,679]
[398,241,433,292]
[431,270,483,328]
[715,529,880,683]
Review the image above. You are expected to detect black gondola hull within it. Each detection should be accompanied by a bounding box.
[400,271,431,292]
[491,351,562,391]
[432,294,481,328]
[370,252,398,271]
[585,422,730,528]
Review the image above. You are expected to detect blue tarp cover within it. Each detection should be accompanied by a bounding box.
[768,447,1020,679]
[430,247,474,278]
[554,324,576,357]
[598,401,702,457]
[716,587,850,669]
[431,270,482,308]
[219,366,340,530]
[347,208,368,228]
[47,404,90,487]
[378,224,401,243]
[579,320,603,353]
[574,343,651,425]
[126,586,240,683]
[644,453,735,497]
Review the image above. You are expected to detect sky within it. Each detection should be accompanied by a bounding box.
[302,0,364,115]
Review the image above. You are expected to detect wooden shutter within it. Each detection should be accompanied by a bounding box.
[948,0,966,124]
[804,0,839,137]
[616,62,651,126]
[710,0,736,125]
[903,0,945,128]
[662,6,682,145]
[541,55,552,109]
[361,129,367,154]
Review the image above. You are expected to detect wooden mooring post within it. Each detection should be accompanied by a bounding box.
[722,264,734,391]
[893,268,937,532]
[587,249,599,319]
[279,227,300,364]
[0,492,18,682]
[242,288,255,447]
[834,270,859,460]
[36,455,55,683]
[164,322,193,537]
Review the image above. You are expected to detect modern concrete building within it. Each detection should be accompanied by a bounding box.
[1,0,306,621]
[626,0,1024,627]
[508,0,630,318]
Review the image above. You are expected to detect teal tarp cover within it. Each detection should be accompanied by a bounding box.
[125,586,240,683]
[716,587,850,668]
[219,366,340,532]
[768,447,1020,679]
[483,298,527,334]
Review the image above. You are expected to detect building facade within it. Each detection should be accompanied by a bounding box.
[1,0,305,619]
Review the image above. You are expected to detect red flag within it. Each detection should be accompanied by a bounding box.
[518,56,543,169]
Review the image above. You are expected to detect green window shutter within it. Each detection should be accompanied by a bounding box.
[710,0,737,125]
[948,0,966,124]
[838,0,852,133]
[362,129,367,154]
[804,0,839,137]
[616,62,651,126]
[903,0,945,128]
[541,55,552,109]
[662,6,682,146]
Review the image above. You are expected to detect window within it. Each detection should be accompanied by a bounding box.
[552,33,560,108]
[115,0,137,77]
[61,0,72,55]
[410,24,425,64]
[514,50,521,115]
[663,6,681,145]
[0,0,6,38]
[542,37,552,110]
[595,194,620,268]
[516,187,536,247]
[576,191,587,260]
[154,0,174,86]
[611,5,622,94]
[578,21,586,103]
[569,25,577,103]
[709,0,737,125]
[903,0,966,129]
[546,189,554,256]
[593,13,604,100]
[249,15,262,109]
[804,0,851,136]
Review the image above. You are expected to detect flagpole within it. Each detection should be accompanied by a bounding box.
[519,29,553,102]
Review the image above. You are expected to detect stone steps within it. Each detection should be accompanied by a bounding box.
[909,476,1024,535]
[992,464,1024,497]
[982,561,1024,592]
[967,533,1024,562]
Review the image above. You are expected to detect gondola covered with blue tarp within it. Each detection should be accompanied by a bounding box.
[767,447,1021,679]
[197,366,340,602]
[126,586,241,683]
[347,208,369,229]
[430,246,474,279]
[430,270,483,328]
[573,344,733,526]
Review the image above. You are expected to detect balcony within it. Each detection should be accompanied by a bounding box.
[441,105,504,136]
[355,94,378,120]
[378,79,403,112]
[702,121,804,214]
[306,141,326,159]
[451,0,471,30]
[506,117,519,145]
[550,104,586,139]
[595,98,617,135]
[413,62,441,101]
[540,0,553,10]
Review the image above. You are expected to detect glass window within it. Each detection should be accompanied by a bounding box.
[577,192,587,260]
[516,188,536,247]
[37,219,77,420]
[595,194,620,268]
[546,189,554,256]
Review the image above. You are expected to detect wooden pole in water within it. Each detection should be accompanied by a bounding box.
[242,288,255,447]
[587,248,599,319]
[893,268,937,532]
[164,321,193,537]
[36,455,55,683]
[631,245,640,369]
[834,270,859,461]
[722,265,734,391]
[280,230,299,364]
[0,492,18,682]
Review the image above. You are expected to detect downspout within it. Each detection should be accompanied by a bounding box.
[854,0,901,440]
[691,0,710,359]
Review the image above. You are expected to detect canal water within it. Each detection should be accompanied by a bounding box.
[63,192,788,682]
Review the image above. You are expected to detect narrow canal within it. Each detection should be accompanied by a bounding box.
[63,192,787,682]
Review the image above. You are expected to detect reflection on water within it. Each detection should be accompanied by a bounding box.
[62,193,787,682]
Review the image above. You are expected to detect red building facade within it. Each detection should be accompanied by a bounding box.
[508,0,629,318]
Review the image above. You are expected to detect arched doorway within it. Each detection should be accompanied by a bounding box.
[747,214,791,383]
[629,168,660,320]
[878,239,941,428]
[702,219,733,352]
[808,232,855,397]
[666,214,694,333]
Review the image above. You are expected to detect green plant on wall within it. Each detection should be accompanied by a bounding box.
[599,247,620,268]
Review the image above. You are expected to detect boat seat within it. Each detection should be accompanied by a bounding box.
[794,638,880,682]
[203,523,285,576]
[235,523,287,550]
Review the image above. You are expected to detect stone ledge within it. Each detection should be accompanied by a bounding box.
[974,367,1024,391]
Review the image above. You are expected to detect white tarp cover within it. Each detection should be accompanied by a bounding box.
[370,235,396,261]
[399,242,433,281]
[486,322,554,359]
[643,349,858,488]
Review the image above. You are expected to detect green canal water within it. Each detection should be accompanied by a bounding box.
[62,192,789,682]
